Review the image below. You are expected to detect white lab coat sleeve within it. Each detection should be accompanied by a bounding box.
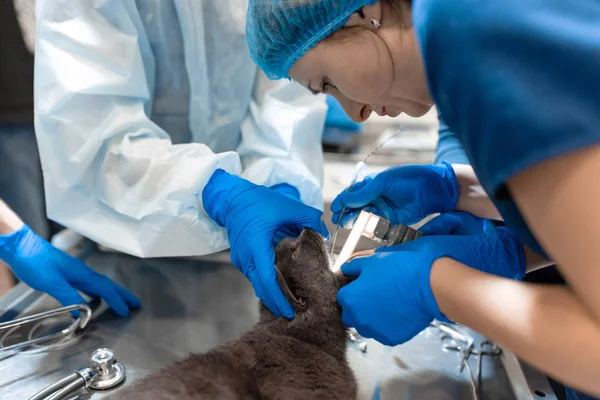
[237,72,327,211]
[34,0,241,258]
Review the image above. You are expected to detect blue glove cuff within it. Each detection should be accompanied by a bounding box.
[203,169,255,227]
[0,224,29,251]
[440,161,459,211]
[0,224,31,265]
[269,183,301,203]
[494,227,527,280]
[422,257,454,324]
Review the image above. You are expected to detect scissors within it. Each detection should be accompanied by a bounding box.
[441,334,502,400]
[436,323,474,372]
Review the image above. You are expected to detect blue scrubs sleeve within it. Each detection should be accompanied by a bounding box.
[415,0,600,200]
[435,111,470,165]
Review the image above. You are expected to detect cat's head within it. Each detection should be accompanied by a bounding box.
[274,228,352,316]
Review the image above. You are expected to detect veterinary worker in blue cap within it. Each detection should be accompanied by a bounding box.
[246,0,600,398]
[34,0,329,321]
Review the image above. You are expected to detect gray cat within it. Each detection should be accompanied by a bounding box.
[112,228,357,400]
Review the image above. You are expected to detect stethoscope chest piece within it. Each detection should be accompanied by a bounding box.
[88,348,126,390]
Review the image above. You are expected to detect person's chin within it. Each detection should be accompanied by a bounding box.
[405,103,433,118]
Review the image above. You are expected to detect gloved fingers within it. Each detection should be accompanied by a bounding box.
[330,178,382,214]
[269,183,301,202]
[345,175,372,193]
[272,231,287,245]
[273,225,302,245]
[364,200,403,225]
[47,282,89,318]
[246,268,268,306]
[420,213,462,236]
[332,209,360,229]
[114,285,142,309]
[340,255,374,277]
[247,266,293,319]
[339,299,377,340]
[75,275,133,317]
[354,324,396,346]
[290,210,329,240]
[252,248,295,319]
[332,176,373,215]
[57,254,102,282]
[62,257,139,308]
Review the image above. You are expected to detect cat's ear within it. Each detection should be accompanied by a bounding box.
[276,267,307,311]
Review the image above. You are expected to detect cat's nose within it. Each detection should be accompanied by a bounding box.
[300,227,325,242]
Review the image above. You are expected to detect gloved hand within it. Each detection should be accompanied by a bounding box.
[269,183,301,202]
[338,227,525,346]
[420,211,495,236]
[338,250,445,346]
[270,183,304,244]
[203,169,329,319]
[331,162,459,228]
[0,224,141,317]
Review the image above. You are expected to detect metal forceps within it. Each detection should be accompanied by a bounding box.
[441,334,502,400]
[437,323,474,372]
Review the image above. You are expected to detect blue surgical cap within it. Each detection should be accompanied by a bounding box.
[247,0,378,80]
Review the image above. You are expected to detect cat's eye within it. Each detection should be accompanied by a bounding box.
[291,249,296,258]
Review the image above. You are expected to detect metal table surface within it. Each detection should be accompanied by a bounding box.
[0,247,556,400]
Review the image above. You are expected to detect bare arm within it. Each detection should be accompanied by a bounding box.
[508,144,600,321]
[431,144,600,396]
[452,164,502,220]
[0,199,23,235]
[431,259,600,396]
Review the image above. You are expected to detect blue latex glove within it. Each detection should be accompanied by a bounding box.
[338,227,525,346]
[420,211,495,236]
[269,183,301,202]
[338,250,446,346]
[269,183,303,244]
[203,169,329,319]
[0,224,141,317]
[331,162,459,228]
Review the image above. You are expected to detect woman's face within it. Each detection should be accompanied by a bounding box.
[289,2,433,122]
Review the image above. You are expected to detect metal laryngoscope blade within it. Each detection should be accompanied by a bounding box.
[328,128,405,257]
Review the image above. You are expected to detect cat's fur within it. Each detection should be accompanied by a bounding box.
[113,228,357,400]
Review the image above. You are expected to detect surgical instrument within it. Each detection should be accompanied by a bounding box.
[349,328,368,353]
[329,160,367,256]
[432,322,502,400]
[28,347,126,400]
[0,303,91,355]
[332,210,423,272]
[442,337,502,399]
[329,128,407,257]
[437,322,474,373]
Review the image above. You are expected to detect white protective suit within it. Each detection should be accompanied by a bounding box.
[34,0,326,258]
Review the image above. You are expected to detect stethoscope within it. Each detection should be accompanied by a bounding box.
[0,303,126,399]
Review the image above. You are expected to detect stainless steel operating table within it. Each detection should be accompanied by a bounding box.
[0,236,557,400]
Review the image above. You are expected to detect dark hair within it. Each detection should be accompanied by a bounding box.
[321,0,412,45]
[383,0,413,27]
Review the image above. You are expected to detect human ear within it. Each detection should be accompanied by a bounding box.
[344,2,383,29]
